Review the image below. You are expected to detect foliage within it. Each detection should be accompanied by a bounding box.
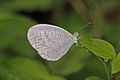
[0,0,120,80]
[83,39,116,59]
[85,76,102,80]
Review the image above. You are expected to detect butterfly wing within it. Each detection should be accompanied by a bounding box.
[27,24,74,61]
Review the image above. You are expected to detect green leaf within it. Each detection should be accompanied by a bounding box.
[3,57,65,80]
[84,39,116,59]
[117,52,120,60]
[112,59,120,74]
[5,57,49,80]
[112,53,120,74]
[48,75,65,80]
[85,76,103,80]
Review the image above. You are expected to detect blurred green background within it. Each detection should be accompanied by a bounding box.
[0,0,120,80]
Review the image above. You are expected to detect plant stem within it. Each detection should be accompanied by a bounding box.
[81,47,111,80]
[68,0,91,23]
[97,57,111,80]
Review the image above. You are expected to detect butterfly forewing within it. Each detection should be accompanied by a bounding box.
[27,24,74,61]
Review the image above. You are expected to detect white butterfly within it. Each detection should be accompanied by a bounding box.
[27,24,79,61]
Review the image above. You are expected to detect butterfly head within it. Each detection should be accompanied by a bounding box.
[73,32,79,44]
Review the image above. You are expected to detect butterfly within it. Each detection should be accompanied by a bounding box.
[27,24,79,61]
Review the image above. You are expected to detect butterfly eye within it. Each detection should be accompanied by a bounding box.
[73,32,79,37]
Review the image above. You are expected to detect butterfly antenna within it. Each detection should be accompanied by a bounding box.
[76,22,92,33]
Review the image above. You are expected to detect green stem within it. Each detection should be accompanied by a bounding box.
[68,0,91,22]
[80,45,111,80]
[97,57,111,80]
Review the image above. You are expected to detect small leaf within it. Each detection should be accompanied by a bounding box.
[85,76,103,80]
[84,39,116,59]
[112,53,120,74]
[117,52,120,60]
